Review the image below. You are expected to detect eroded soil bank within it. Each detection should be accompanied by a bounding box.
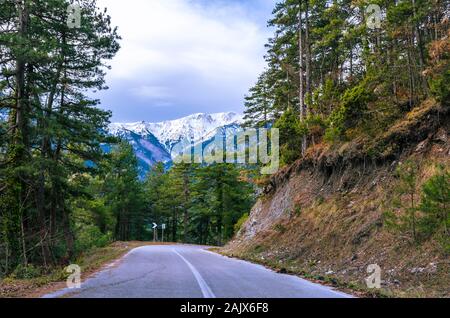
[223,101,449,297]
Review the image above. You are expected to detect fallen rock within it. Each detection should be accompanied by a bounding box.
[415,139,429,153]
[433,128,448,143]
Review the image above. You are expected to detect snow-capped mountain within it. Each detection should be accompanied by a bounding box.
[109,112,243,177]
[110,112,243,152]
[149,112,243,151]
[110,126,172,177]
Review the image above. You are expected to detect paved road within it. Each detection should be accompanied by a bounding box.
[44,245,351,298]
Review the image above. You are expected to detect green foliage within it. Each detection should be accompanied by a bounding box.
[74,225,112,255]
[10,264,42,280]
[274,224,286,233]
[293,205,302,217]
[234,213,249,234]
[274,108,305,164]
[316,196,325,205]
[418,166,450,250]
[144,163,255,246]
[106,142,148,241]
[323,125,342,143]
[243,0,447,161]
[0,0,121,272]
[385,163,449,250]
[430,68,450,105]
[384,160,420,242]
[325,82,374,142]
[243,71,275,128]
[68,141,148,249]
[311,78,341,116]
[144,162,183,242]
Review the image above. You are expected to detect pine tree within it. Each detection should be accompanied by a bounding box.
[171,163,197,243]
[418,166,450,240]
[243,0,448,166]
[243,71,274,128]
[384,160,420,242]
[192,164,254,245]
[0,0,120,271]
[106,142,146,241]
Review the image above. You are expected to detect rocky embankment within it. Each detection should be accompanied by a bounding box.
[223,100,449,297]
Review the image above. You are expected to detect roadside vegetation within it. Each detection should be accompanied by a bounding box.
[0,242,144,298]
[224,0,449,298]
[1,0,448,298]
[0,1,256,287]
[0,0,124,280]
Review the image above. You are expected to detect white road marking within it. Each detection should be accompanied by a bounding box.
[172,249,216,298]
[200,248,353,298]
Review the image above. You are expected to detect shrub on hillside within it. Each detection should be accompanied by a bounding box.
[325,81,374,142]
[384,160,420,242]
[74,225,112,254]
[234,213,249,235]
[10,264,42,279]
[430,68,449,106]
[274,108,306,164]
[418,166,450,251]
[385,163,450,250]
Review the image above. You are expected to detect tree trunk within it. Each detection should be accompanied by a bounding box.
[4,0,30,270]
[298,1,304,118]
[302,0,312,155]
[183,173,190,243]
[411,0,428,94]
[20,215,27,266]
[63,208,75,260]
[172,208,177,242]
[298,1,307,156]
[305,0,311,99]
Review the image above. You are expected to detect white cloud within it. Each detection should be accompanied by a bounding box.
[97,0,269,84]
[130,85,171,99]
[94,0,275,121]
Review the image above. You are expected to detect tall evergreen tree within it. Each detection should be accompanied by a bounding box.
[0,0,120,271]
[243,0,448,163]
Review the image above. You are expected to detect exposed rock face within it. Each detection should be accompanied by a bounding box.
[239,180,295,241]
[225,101,450,297]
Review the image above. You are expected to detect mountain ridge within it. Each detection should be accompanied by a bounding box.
[110,111,243,151]
[109,111,244,177]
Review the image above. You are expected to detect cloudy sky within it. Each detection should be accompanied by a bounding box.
[95,0,277,123]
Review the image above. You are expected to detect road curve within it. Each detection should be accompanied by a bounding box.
[43,245,352,298]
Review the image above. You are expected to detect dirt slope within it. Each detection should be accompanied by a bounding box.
[223,100,449,297]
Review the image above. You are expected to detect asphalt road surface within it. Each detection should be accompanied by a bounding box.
[44,245,352,298]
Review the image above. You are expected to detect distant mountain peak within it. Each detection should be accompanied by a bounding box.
[110,111,243,151]
[109,111,243,178]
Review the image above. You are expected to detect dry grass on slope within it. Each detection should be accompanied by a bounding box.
[223,100,450,298]
[0,241,173,298]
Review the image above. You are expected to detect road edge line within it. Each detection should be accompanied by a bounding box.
[172,249,216,298]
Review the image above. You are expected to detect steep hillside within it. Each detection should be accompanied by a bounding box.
[110,128,172,178]
[223,100,449,297]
